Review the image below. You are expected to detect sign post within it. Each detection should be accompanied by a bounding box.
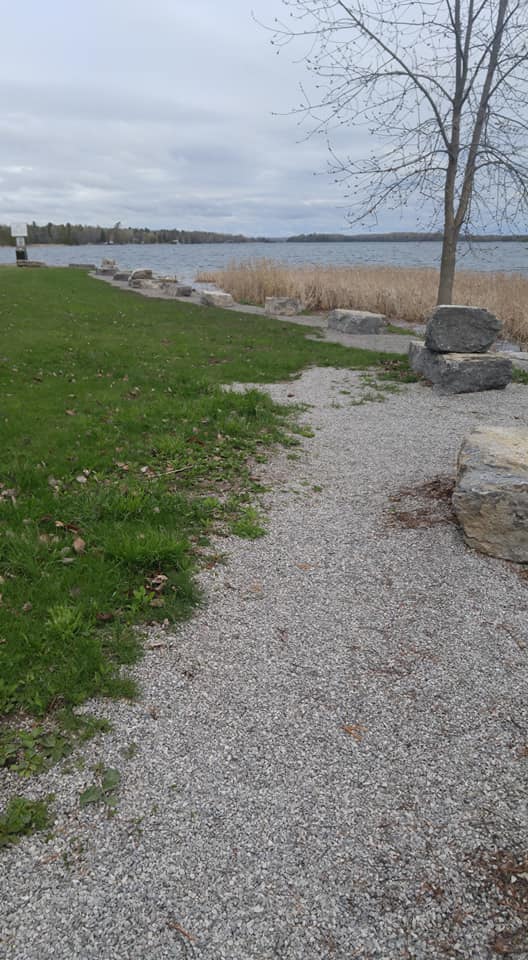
[10,223,28,262]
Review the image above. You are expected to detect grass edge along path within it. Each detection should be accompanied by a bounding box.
[0,267,410,784]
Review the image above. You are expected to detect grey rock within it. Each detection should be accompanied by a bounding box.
[128,278,152,289]
[68,263,96,270]
[408,341,442,380]
[175,284,193,297]
[113,271,131,281]
[200,291,235,308]
[16,260,46,268]
[453,426,528,561]
[327,309,386,334]
[425,305,502,353]
[129,268,153,281]
[408,340,512,393]
[264,297,304,316]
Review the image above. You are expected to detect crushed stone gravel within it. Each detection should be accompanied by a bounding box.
[1,368,528,960]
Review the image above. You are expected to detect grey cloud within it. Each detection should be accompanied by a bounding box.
[0,0,382,235]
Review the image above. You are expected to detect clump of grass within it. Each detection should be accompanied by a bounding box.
[230,507,266,539]
[197,258,528,345]
[0,713,109,777]
[0,267,405,719]
[0,796,53,847]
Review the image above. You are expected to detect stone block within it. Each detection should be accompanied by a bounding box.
[425,305,502,353]
[327,309,386,334]
[408,341,512,393]
[200,291,235,308]
[129,278,156,289]
[453,426,528,561]
[69,263,96,270]
[264,297,303,316]
[129,268,153,280]
[113,271,130,281]
[175,285,193,297]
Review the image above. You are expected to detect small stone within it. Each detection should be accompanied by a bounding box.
[200,291,235,308]
[264,297,303,316]
[425,305,502,353]
[453,426,528,561]
[408,341,512,393]
[327,309,386,334]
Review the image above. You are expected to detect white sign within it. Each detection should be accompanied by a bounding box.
[10,222,28,238]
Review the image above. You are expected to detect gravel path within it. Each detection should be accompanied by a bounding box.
[2,369,528,959]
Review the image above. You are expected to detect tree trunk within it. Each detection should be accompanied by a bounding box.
[437,227,458,304]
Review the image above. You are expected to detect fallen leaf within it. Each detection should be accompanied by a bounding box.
[96,612,114,623]
[342,723,366,743]
[65,409,76,416]
[72,537,86,554]
[167,921,197,943]
[75,475,87,484]
[296,562,316,571]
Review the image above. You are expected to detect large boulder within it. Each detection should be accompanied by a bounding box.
[408,341,512,393]
[113,271,131,281]
[327,309,386,334]
[264,297,303,316]
[200,291,234,308]
[425,305,502,353]
[453,426,528,562]
[129,268,153,281]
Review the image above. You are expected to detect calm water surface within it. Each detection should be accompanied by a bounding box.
[1,240,527,283]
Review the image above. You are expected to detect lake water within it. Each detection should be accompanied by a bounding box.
[1,240,527,283]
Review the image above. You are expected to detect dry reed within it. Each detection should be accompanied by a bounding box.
[196,258,528,345]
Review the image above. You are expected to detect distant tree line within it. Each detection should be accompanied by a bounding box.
[287,232,528,243]
[0,222,272,246]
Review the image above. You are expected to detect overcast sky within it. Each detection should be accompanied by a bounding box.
[0,0,398,236]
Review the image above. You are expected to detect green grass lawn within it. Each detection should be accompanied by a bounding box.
[0,268,407,719]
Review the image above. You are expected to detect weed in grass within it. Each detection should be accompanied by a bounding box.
[0,796,53,847]
[230,507,266,539]
[512,368,528,385]
[0,268,405,720]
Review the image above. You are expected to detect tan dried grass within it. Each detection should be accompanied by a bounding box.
[196,258,528,344]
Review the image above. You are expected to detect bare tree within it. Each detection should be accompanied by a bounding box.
[270,0,528,303]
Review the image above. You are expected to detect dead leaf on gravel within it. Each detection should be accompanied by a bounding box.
[342,723,365,742]
[167,921,197,942]
[296,562,316,571]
